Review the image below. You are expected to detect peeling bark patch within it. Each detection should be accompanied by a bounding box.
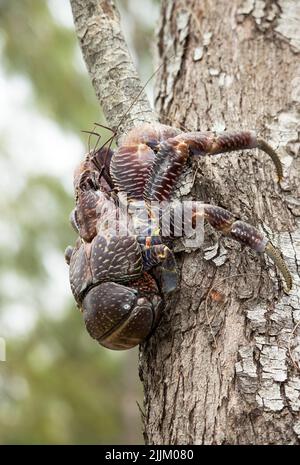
[177,9,190,42]
[260,346,287,382]
[236,224,300,416]
[204,242,228,266]
[158,7,191,112]
[235,221,300,415]
[285,377,300,411]
[236,344,287,411]
[275,0,300,53]
[236,347,258,394]
[267,110,300,150]
[237,0,255,16]
[203,32,213,47]
[246,306,267,330]
[256,382,284,411]
[237,0,299,40]
[252,0,266,25]
[218,73,234,88]
[193,47,203,61]
[293,420,300,438]
[209,68,220,76]
[291,73,300,104]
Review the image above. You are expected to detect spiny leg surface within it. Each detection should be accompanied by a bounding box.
[144,129,282,202]
[192,203,292,291]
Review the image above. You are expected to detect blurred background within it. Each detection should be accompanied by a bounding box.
[0,0,159,444]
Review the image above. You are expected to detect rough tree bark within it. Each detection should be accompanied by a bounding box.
[70,0,300,444]
[69,0,156,139]
[140,0,300,444]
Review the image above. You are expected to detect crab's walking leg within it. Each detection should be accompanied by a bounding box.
[144,131,282,202]
[179,131,283,181]
[140,240,178,294]
[193,204,292,291]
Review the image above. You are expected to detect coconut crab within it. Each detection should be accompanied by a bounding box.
[65,123,292,350]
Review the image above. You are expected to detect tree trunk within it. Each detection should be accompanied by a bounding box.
[140,0,300,445]
[69,0,156,139]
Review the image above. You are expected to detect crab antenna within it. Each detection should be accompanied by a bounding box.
[81,129,101,154]
[81,130,101,137]
[93,122,116,133]
[89,129,102,157]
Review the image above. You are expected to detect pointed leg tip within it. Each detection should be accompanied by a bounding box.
[265,242,292,293]
[284,275,293,294]
[257,138,283,182]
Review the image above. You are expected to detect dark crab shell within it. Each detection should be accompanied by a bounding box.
[69,234,143,304]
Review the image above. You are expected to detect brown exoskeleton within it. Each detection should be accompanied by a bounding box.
[65,122,292,350]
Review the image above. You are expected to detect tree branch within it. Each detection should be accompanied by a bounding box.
[69,0,156,139]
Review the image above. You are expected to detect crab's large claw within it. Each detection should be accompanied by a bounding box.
[82,281,163,350]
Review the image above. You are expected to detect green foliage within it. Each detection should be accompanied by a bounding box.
[0,0,147,444]
[1,174,73,278]
[0,0,100,131]
[0,308,124,444]
[0,166,143,443]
